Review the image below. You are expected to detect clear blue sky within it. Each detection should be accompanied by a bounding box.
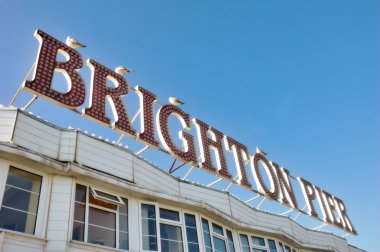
[0,0,379,251]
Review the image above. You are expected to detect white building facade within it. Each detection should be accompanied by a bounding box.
[0,108,364,252]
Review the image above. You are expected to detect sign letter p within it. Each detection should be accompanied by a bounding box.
[23,29,85,108]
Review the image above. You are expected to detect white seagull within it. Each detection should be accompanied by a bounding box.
[66,36,86,49]
[115,66,131,75]
[169,97,184,106]
[256,146,267,156]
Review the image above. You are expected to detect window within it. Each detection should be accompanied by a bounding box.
[283,245,291,252]
[278,243,284,252]
[251,236,267,252]
[268,240,278,252]
[212,223,227,252]
[239,234,250,252]
[159,208,184,252]
[202,219,213,252]
[72,184,128,250]
[0,167,42,235]
[202,219,235,252]
[141,204,202,252]
[141,204,158,251]
[226,230,236,252]
[184,213,200,252]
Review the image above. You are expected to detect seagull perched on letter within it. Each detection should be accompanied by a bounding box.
[256,146,267,156]
[169,97,184,106]
[115,66,131,75]
[66,36,86,49]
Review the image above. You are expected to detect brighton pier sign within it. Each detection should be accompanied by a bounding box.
[18,29,356,235]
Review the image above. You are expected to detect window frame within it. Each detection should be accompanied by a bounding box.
[90,187,125,205]
[139,202,205,252]
[200,216,236,252]
[250,235,268,252]
[183,210,203,252]
[0,163,49,237]
[139,201,161,252]
[70,182,130,250]
[158,205,186,252]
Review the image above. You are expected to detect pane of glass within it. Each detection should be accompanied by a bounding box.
[89,193,117,210]
[160,208,180,221]
[227,230,235,252]
[239,234,250,252]
[212,223,224,236]
[201,219,212,251]
[142,204,156,219]
[72,221,84,241]
[185,214,199,252]
[89,207,116,230]
[142,219,157,236]
[213,236,227,252]
[119,231,129,250]
[184,213,197,228]
[119,211,128,232]
[268,239,277,252]
[93,189,120,202]
[252,236,266,246]
[160,224,183,252]
[0,168,42,235]
[161,239,184,252]
[0,207,36,234]
[2,185,40,213]
[141,204,157,250]
[143,235,158,251]
[188,243,200,252]
[186,227,199,243]
[292,249,296,252]
[284,245,291,252]
[7,167,41,193]
[75,184,86,203]
[160,223,182,240]
[74,202,85,222]
[88,224,116,248]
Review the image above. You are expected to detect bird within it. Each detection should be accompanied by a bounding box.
[115,66,131,75]
[169,97,184,106]
[65,36,86,49]
[256,146,267,156]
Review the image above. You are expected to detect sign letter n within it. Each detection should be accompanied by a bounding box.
[23,29,86,108]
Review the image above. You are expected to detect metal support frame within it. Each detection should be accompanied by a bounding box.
[245,195,261,204]
[135,145,149,155]
[169,160,186,174]
[116,134,124,145]
[207,178,222,187]
[224,175,238,191]
[312,222,327,231]
[293,204,307,221]
[256,197,266,210]
[115,109,141,145]
[182,166,195,180]
[280,208,295,216]
[9,63,36,107]
[22,96,38,110]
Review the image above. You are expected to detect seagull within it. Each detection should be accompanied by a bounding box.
[169,97,184,106]
[115,66,131,75]
[66,36,86,49]
[256,146,267,156]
